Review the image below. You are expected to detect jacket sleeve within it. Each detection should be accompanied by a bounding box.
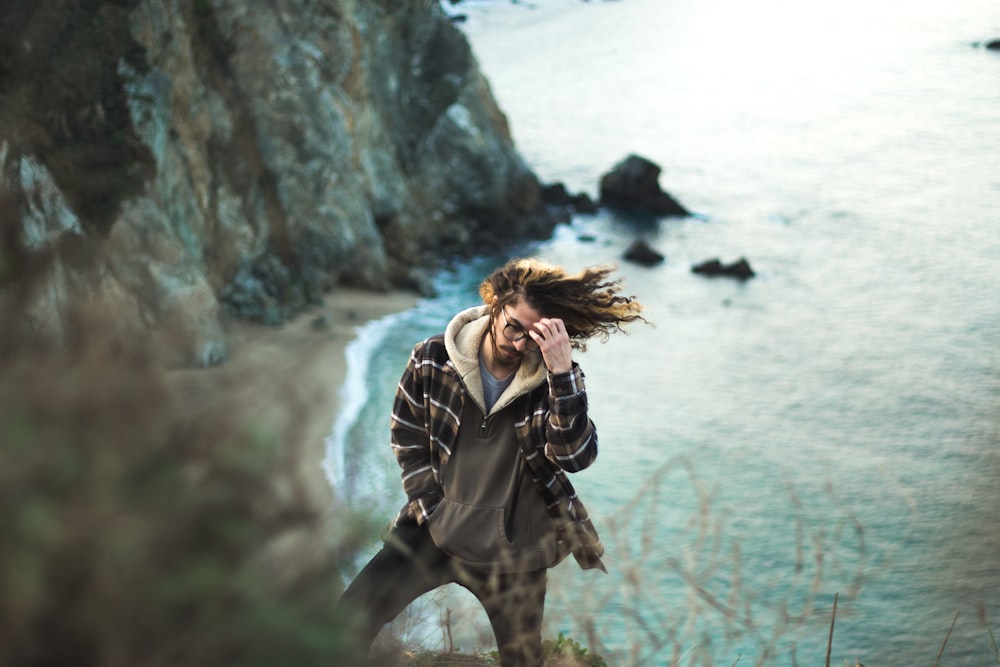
[543,363,599,472]
[390,341,442,525]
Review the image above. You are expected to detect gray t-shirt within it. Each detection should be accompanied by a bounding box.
[479,352,515,413]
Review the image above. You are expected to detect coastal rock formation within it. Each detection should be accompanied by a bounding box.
[0,0,561,366]
[541,182,599,214]
[691,257,756,280]
[599,153,691,217]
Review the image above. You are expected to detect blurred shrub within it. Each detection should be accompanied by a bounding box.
[0,299,362,666]
[541,633,607,667]
[397,631,607,666]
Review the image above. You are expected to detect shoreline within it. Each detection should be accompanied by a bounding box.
[167,287,421,509]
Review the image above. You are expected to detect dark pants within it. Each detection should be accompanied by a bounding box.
[338,522,547,667]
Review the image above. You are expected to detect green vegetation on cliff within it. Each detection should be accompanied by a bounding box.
[0,1,153,236]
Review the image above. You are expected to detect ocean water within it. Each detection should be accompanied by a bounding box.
[328,0,1000,664]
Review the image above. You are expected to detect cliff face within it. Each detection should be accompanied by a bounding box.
[1,0,557,366]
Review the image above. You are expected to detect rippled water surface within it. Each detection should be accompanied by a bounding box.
[331,0,1000,663]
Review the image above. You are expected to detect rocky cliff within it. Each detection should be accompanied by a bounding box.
[1,0,561,366]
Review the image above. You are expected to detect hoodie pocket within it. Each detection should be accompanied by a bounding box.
[426,498,512,565]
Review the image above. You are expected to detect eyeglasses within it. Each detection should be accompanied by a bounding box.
[500,308,529,342]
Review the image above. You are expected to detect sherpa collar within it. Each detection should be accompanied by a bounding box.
[444,305,547,416]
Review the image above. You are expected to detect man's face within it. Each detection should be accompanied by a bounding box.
[491,298,543,370]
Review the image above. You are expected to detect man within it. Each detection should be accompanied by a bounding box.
[338,258,645,666]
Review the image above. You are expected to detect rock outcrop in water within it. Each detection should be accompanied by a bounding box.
[691,257,756,281]
[599,153,691,217]
[0,0,565,366]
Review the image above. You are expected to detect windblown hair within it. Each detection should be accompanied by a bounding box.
[479,257,647,350]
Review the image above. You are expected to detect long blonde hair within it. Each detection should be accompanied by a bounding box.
[479,258,647,350]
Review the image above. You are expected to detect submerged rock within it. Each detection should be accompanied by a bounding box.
[599,154,691,217]
[971,38,1000,50]
[623,240,666,267]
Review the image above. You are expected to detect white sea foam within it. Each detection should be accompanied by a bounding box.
[322,310,410,499]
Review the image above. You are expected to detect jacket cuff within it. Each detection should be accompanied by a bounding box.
[548,363,585,397]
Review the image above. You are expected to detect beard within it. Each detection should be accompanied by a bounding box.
[496,344,522,367]
[488,328,522,370]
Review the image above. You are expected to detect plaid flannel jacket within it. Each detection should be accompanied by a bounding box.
[390,332,606,572]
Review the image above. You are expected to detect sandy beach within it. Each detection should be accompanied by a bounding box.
[167,287,420,510]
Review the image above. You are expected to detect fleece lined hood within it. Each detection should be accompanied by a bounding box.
[444,305,547,416]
